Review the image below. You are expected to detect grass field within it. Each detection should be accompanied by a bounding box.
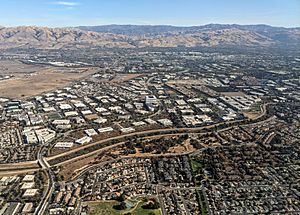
[86,199,161,215]
[249,102,262,112]
[191,159,202,173]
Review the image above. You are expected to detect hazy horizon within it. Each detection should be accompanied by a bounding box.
[1,23,299,29]
[0,0,299,28]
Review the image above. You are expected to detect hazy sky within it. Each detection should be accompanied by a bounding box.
[0,0,299,27]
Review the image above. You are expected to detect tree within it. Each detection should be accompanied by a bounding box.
[113,201,127,210]
[142,199,160,209]
[117,192,126,202]
[119,201,127,210]
[152,201,160,209]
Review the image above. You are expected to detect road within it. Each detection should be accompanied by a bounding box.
[37,148,51,169]
[0,104,274,176]
[34,147,55,215]
[34,169,55,215]
[46,112,273,166]
[0,104,275,214]
[47,118,246,162]
[262,131,277,145]
[34,168,54,215]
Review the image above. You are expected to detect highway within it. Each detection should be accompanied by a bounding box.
[37,148,51,169]
[48,102,273,164]
[34,168,55,215]
[47,117,246,162]
[0,103,273,176]
[0,103,276,215]
[46,112,272,166]
[34,148,55,215]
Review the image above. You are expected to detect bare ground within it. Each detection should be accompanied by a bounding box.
[220,91,245,96]
[59,153,114,181]
[0,60,95,99]
[110,73,144,83]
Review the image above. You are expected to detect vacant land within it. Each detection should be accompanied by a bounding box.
[243,103,263,120]
[168,139,195,153]
[220,91,245,96]
[0,60,95,99]
[0,60,42,74]
[243,111,261,120]
[59,152,114,181]
[167,80,206,85]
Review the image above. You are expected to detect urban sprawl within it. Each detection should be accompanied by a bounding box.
[0,47,299,215]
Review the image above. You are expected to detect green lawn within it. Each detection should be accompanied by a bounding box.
[88,201,119,215]
[131,201,161,215]
[196,190,208,215]
[191,159,202,173]
[190,158,208,215]
[249,102,262,112]
[87,199,161,215]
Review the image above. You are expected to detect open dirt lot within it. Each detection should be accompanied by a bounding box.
[0,60,95,99]
[59,152,114,181]
[220,91,245,96]
[167,80,206,85]
[243,111,261,120]
[110,73,143,83]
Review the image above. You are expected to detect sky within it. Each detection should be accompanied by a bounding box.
[0,0,299,27]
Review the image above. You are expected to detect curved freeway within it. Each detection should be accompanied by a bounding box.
[0,103,274,175]
[47,118,245,161]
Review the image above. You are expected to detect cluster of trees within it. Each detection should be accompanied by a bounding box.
[113,192,129,210]
[142,198,160,209]
[122,135,190,155]
[269,134,282,145]
[123,142,136,155]
[114,201,128,210]
[190,139,204,149]
[135,135,188,154]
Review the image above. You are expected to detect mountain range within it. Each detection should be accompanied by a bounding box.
[0,24,299,49]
